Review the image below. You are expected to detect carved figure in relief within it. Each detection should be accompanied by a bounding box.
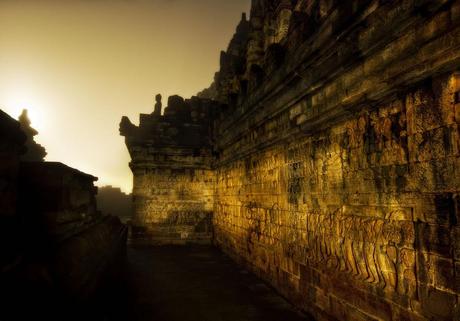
[368,219,384,284]
[347,115,368,149]
[320,216,329,263]
[379,244,398,292]
[335,215,348,272]
[298,208,416,296]
[323,214,335,268]
[217,150,420,298]
[344,216,359,275]
[399,249,416,297]
[268,204,281,237]
[352,217,369,280]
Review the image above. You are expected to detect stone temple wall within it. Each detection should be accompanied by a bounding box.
[121,96,219,244]
[214,74,460,321]
[122,0,460,319]
[211,0,460,320]
[0,109,127,320]
[131,166,215,244]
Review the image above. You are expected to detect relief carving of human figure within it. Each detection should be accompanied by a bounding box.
[377,222,400,292]
[363,219,383,284]
[344,216,359,275]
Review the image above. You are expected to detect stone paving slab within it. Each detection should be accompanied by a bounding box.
[116,245,311,321]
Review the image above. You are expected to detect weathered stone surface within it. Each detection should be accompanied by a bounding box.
[130,167,215,244]
[121,96,220,244]
[18,161,100,242]
[122,0,460,319]
[209,1,460,320]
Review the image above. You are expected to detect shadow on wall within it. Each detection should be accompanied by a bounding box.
[97,186,132,223]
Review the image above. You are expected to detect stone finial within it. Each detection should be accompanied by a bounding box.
[18,109,47,161]
[18,109,37,137]
[154,94,162,117]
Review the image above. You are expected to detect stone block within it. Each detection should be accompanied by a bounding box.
[420,285,457,321]
[417,223,452,257]
[454,227,460,260]
[432,256,456,292]
[455,261,460,293]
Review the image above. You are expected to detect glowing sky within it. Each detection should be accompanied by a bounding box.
[0,0,251,193]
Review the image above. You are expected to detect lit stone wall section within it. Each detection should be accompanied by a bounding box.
[211,1,460,320]
[214,74,460,321]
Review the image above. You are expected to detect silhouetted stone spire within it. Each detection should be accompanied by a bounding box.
[18,109,47,161]
[153,94,162,116]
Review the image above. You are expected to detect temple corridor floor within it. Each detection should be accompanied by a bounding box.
[108,245,311,321]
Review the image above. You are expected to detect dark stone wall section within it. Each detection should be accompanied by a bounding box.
[0,110,127,321]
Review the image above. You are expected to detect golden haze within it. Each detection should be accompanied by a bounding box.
[0,0,250,193]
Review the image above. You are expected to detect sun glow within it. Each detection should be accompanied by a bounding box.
[0,0,251,194]
[1,90,47,133]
